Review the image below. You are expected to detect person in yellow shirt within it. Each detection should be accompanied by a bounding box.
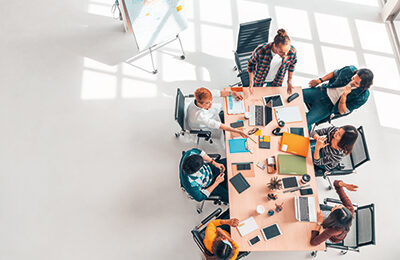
[203,218,239,260]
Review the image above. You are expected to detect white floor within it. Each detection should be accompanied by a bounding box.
[1,0,400,259]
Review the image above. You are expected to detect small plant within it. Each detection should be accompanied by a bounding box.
[267,177,282,190]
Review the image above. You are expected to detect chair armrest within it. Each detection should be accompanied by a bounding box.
[191,230,209,255]
[237,251,251,259]
[200,208,222,226]
[186,94,194,98]
[329,169,355,176]
[206,195,222,202]
[324,198,358,208]
[234,51,243,72]
[208,154,221,161]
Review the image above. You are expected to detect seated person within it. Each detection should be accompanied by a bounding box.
[186,87,248,138]
[204,217,239,260]
[180,148,228,203]
[310,180,358,246]
[304,66,373,131]
[311,125,358,171]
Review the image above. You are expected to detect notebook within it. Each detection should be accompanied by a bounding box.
[278,154,307,175]
[232,162,255,178]
[275,106,302,123]
[228,139,249,153]
[280,132,310,157]
[237,217,259,237]
[229,173,250,194]
[226,92,245,114]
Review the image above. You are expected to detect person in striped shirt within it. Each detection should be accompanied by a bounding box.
[311,125,358,171]
[247,29,297,94]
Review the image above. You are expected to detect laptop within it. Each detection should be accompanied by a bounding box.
[280,132,310,157]
[294,196,317,222]
[249,105,272,126]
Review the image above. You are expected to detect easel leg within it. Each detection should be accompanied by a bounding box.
[177,34,186,60]
[149,47,158,74]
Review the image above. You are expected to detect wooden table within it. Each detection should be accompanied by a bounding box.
[223,86,325,252]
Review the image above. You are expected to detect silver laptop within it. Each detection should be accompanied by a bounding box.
[294,196,317,222]
[248,103,272,126]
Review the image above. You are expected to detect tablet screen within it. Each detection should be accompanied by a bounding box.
[282,176,298,189]
[263,95,283,107]
[262,224,281,240]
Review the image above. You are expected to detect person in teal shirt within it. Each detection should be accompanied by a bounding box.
[179,148,228,203]
[303,66,373,131]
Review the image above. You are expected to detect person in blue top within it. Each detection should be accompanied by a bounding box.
[179,148,228,203]
[303,66,374,131]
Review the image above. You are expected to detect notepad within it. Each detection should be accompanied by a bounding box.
[226,93,245,114]
[278,154,307,175]
[275,106,302,123]
[229,172,250,194]
[228,139,249,153]
[237,217,259,237]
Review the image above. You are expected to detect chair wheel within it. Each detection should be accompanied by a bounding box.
[152,70,158,74]
[233,66,237,71]
[180,55,185,60]
[175,133,180,137]
[209,139,213,144]
[328,186,333,190]
[197,208,202,214]
[311,251,317,257]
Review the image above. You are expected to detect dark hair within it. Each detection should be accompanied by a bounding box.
[322,207,353,232]
[356,68,374,90]
[337,125,358,155]
[182,154,203,175]
[214,240,233,260]
[273,29,290,46]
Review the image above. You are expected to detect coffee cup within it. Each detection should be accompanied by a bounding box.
[256,205,265,215]
[301,174,311,184]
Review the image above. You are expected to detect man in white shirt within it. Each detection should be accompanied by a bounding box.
[186,87,248,138]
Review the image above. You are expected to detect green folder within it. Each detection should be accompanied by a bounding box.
[278,154,307,175]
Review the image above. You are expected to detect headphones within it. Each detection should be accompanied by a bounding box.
[272,121,285,136]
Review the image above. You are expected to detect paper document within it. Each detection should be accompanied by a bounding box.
[227,92,245,114]
[275,106,302,123]
[237,217,259,237]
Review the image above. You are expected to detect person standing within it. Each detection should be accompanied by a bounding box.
[248,29,297,94]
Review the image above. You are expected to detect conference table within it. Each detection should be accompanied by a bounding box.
[223,86,325,252]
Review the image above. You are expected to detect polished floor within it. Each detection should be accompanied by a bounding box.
[1,0,400,259]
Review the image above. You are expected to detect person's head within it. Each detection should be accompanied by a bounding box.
[322,204,353,231]
[212,228,234,260]
[331,125,358,155]
[194,87,213,110]
[182,154,204,175]
[350,68,374,90]
[273,29,291,58]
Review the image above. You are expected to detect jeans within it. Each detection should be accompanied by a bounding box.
[209,158,229,203]
[303,87,333,131]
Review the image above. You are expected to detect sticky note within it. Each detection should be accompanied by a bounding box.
[264,136,270,142]
[282,144,288,152]
[146,13,150,16]
[255,129,262,136]
[176,5,182,11]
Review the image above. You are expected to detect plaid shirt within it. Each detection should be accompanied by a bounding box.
[248,42,297,87]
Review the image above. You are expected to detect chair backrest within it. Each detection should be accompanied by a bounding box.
[175,88,186,131]
[349,126,370,169]
[355,203,376,247]
[236,18,272,54]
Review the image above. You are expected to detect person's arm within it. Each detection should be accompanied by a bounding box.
[287,50,297,94]
[204,219,222,252]
[310,227,339,246]
[219,124,248,138]
[337,85,352,114]
[334,180,356,213]
[220,90,243,101]
[309,71,335,87]
[205,172,225,195]
[287,70,294,94]
[248,45,262,93]
[312,126,336,137]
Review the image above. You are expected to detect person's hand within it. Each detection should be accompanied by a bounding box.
[228,218,239,227]
[249,81,254,94]
[315,136,328,149]
[238,130,249,138]
[213,162,226,173]
[317,212,325,224]
[215,172,225,185]
[342,85,352,96]
[232,91,243,101]
[339,181,359,191]
[287,81,293,94]
[309,79,321,87]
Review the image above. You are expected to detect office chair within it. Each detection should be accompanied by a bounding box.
[311,198,375,257]
[231,18,272,87]
[306,103,353,133]
[314,126,370,190]
[191,208,251,259]
[180,151,225,214]
[174,88,213,144]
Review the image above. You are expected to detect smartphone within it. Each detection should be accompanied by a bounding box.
[230,121,244,128]
[248,235,261,246]
[300,188,313,195]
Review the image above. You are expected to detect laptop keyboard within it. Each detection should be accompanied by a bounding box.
[300,197,309,221]
[255,105,264,125]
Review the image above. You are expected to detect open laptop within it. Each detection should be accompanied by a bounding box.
[248,102,272,126]
[294,196,317,222]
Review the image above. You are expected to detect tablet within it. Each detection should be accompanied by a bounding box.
[263,95,284,108]
[261,224,282,240]
[282,176,299,189]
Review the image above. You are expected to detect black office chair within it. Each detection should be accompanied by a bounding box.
[174,88,213,144]
[231,18,272,87]
[191,208,250,259]
[311,198,375,257]
[314,126,370,190]
[180,151,225,214]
